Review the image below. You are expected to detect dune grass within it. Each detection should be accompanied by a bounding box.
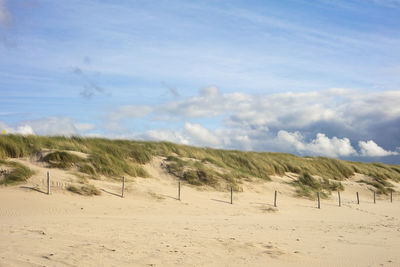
[0,160,35,185]
[165,156,227,188]
[0,135,150,178]
[0,134,399,190]
[79,163,97,176]
[66,184,101,196]
[358,177,394,195]
[43,151,83,169]
[292,172,344,199]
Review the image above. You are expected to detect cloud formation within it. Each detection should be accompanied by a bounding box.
[107,87,400,158]
[359,140,399,157]
[0,117,95,136]
[276,131,357,157]
[0,121,34,135]
[2,87,398,159]
[183,122,220,147]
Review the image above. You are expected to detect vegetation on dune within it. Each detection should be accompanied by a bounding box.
[165,156,237,189]
[358,177,394,195]
[79,163,97,176]
[43,151,83,169]
[66,184,101,196]
[0,134,399,192]
[0,160,35,185]
[292,172,344,199]
[0,135,149,179]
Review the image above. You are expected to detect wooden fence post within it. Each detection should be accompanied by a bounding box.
[121,176,125,198]
[274,190,277,207]
[178,181,181,201]
[47,171,50,195]
[317,192,320,209]
[356,192,359,204]
[338,191,341,207]
[390,191,393,203]
[230,187,233,204]
[374,191,376,204]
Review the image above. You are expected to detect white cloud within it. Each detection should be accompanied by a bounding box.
[154,87,400,134]
[358,140,399,157]
[0,121,35,135]
[277,131,357,157]
[14,125,35,135]
[24,117,89,135]
[183,122,220,147]
[1,118,95,136]
[136,129,189,145]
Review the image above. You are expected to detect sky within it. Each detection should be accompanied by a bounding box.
[0,0,400,163]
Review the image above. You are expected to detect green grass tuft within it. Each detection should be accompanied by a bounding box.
[43,151,83,169]
[66,184,101,196]
[79,163,97,176]
[292,172,344,199]
[0,160,35,185]
[358,177,394,195]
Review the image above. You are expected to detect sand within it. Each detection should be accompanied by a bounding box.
[1,159,400,267]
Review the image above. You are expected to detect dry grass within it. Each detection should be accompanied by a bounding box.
[43,151,83,169]
[66,184,101,196]
[292,172,344,199]
[0,134,399,191]
[0,160,35,185]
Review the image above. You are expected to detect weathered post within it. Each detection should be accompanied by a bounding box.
[317,192,320,209]
[178,181,181,201]
[230,187,233,205]
[338,191,341,207]
[274,190,277,207]
[374,191,376,204]
[390,191,393,203]
[121,176,125,198]
[47,171,50,195]
[356,192,359,204]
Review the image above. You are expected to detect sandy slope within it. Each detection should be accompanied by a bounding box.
[1,159,400,267]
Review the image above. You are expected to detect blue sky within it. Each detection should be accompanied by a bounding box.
[1,0,400,163]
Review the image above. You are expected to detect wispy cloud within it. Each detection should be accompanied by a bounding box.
[4,0,400,95]
[0,117,95,136]
[0,0,15,48]
[0,0,12,27]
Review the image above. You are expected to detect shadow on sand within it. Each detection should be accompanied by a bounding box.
[211,198,231,204]
[159,194,179,201]
[19,186,47,195]
[101,189,122,198]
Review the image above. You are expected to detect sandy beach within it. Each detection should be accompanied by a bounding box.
[1,159,400,267]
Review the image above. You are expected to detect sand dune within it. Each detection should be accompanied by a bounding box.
[1,159,400,267]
